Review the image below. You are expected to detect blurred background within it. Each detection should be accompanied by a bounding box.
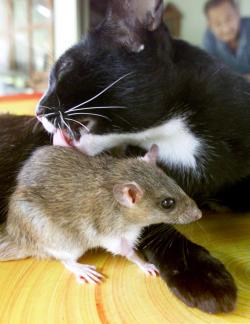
[0,0,250,97]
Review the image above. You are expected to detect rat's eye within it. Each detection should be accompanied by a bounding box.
[161,198,175,210]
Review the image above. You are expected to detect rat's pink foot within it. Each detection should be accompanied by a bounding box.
[113,238,159,277]
[138,262,159,276]
[62,260,103,284]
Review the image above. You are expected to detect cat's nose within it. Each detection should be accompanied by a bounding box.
[36,104,46,118]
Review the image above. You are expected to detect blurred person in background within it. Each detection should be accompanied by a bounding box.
[203,0,250,80]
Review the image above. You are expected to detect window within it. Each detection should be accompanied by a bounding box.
[0,0,54,95]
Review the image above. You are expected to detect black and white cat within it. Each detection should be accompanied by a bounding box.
[38,0,250,204]
[3,0,250,313]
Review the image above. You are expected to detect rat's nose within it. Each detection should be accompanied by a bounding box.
[190,208,202,221]
[180,204,202,224]
[185,198,202,222]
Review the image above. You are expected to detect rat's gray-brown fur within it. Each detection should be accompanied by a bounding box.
[0,145,201,283]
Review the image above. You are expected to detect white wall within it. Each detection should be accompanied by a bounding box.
[165,0,250,46]
[54,0,79,58]
[240,0,250,16]
[53,0,250,56]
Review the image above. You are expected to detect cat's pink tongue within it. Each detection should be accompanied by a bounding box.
[53,129,72,147]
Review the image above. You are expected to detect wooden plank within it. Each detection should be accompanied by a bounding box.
[0,213,249,323]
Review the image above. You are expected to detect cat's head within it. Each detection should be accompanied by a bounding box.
[37,0,173,141]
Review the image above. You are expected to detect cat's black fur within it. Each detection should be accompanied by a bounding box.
[0,115,49,222]
[39,2,250,205]
[1,0,250,313]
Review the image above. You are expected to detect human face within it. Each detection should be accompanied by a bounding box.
[207,2,240,43]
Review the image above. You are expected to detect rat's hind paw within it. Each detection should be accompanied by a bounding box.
[62,260,103,284]
[139,262,159,277]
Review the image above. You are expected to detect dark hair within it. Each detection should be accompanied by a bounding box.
[204,0,238,15]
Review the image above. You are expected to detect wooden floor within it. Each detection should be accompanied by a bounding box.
[0,213,250,324]
[0,98,250,323]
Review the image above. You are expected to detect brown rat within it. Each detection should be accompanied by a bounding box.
[0,144,201,283]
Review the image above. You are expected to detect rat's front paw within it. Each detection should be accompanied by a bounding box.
[76,265,103,284]
[63,261,103,284]
[139,262,159,276]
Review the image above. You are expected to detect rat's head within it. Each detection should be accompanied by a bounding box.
[112,145,202,226]
[36,0,173,141]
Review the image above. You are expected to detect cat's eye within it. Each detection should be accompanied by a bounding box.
[57,60,73,81]
[161,198,175,210]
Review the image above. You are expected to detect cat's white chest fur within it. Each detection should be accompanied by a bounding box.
[41,116,202,169]
[75,117,202,169]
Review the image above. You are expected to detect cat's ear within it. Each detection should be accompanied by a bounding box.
[107,0,164,52]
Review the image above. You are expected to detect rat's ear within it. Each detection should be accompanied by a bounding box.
[107,0,164,52]
[142,144,159,165]
[113,182,144,208]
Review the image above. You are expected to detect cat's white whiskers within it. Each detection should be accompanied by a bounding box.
[57,122,62,132]
[43,112,56,118]
[53,117,57,128]
[56,93,62,108]
[65,117,90,133]
[67,112,111,121]
[32,120,40,134]
[59,111,73,136]
[67,106,127,113]
[65,72,132,113]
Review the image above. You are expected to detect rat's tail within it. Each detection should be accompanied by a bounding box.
[0,224,28,261]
